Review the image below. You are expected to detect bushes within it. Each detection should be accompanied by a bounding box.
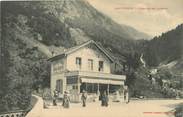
[126,67,166,98]
[0,84,32,112]
[0,22,49,112]
[161,87,177,98]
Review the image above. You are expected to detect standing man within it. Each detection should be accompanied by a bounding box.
[124,86,129,103]
[53,89,58,106]
[81,90,87,107]
[126,90,129,103]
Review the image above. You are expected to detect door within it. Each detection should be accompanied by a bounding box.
[69,84,79,102]
[56,80,63,94]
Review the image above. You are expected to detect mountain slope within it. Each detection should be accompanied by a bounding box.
[2,0,150,60]
[40,0,150,40]
[120,24,151,40]
[143,24,183,73]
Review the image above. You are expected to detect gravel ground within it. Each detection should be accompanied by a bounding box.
[26,96,183,117]
[39,99,183,117]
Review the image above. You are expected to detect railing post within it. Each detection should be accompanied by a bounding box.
[107,84,109,95]
[78,77,80,94]
[85,83,86,91]
[97,83,99,95]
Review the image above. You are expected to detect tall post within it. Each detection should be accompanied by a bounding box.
[107,84,109,95]
[121,85,124,102]
[78,77,80,94]
[85,83,87,92]
[97,83,99,95]
[92,83,94,93]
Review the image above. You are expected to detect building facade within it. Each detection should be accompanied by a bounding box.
[48,40,126,102]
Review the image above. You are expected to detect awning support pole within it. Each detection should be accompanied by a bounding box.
[78,77,80,94]
[97,83,99,95]
[92,83,94,93]
[107,84,109,95]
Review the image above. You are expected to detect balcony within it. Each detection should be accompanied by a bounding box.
[65,70,126,83]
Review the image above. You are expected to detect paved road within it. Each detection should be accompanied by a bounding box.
[27,97,183,117]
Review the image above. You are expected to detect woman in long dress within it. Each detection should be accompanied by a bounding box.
[62,91,70,108]
[101,91,109,107]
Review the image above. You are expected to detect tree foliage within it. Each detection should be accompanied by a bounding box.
[143,24,183,67]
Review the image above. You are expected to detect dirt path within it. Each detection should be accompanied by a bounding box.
[31,99,183,117]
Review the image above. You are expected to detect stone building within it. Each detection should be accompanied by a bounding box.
[48,40,126,102]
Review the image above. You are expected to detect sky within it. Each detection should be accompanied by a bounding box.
[87,0,183,37]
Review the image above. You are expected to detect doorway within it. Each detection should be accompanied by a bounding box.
[56,80,63,94]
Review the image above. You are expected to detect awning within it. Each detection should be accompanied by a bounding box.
[81,78,124,85]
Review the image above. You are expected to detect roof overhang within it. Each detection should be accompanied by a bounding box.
[47,53,65,62]
[47,40,115,62]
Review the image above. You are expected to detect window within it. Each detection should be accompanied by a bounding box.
[72,85,78,89]
[76,57,82,69]
[53,63,64,73]
[88,59,93,70]
[98,61,104,72]
[67,76,78,84]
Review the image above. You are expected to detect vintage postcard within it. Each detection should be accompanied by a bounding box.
[0,0,183,117]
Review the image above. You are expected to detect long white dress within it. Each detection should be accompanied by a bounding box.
[113,91,120,102]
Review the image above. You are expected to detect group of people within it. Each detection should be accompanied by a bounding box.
[81,90,109,107]
[99,91,109,107]
[53,90,89,108]
[53,90,70,108]
[53,89,129,108]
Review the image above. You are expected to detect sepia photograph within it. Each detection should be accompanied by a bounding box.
[0,0,183,117]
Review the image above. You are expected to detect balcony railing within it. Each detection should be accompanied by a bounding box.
[65,71,126,81]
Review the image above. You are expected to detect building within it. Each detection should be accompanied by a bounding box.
[48,40,126,102]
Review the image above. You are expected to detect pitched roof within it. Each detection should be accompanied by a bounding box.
[48,40,114,62]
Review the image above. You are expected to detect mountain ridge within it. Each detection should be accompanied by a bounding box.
[143,24,183,74]
[40,0,150,40]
